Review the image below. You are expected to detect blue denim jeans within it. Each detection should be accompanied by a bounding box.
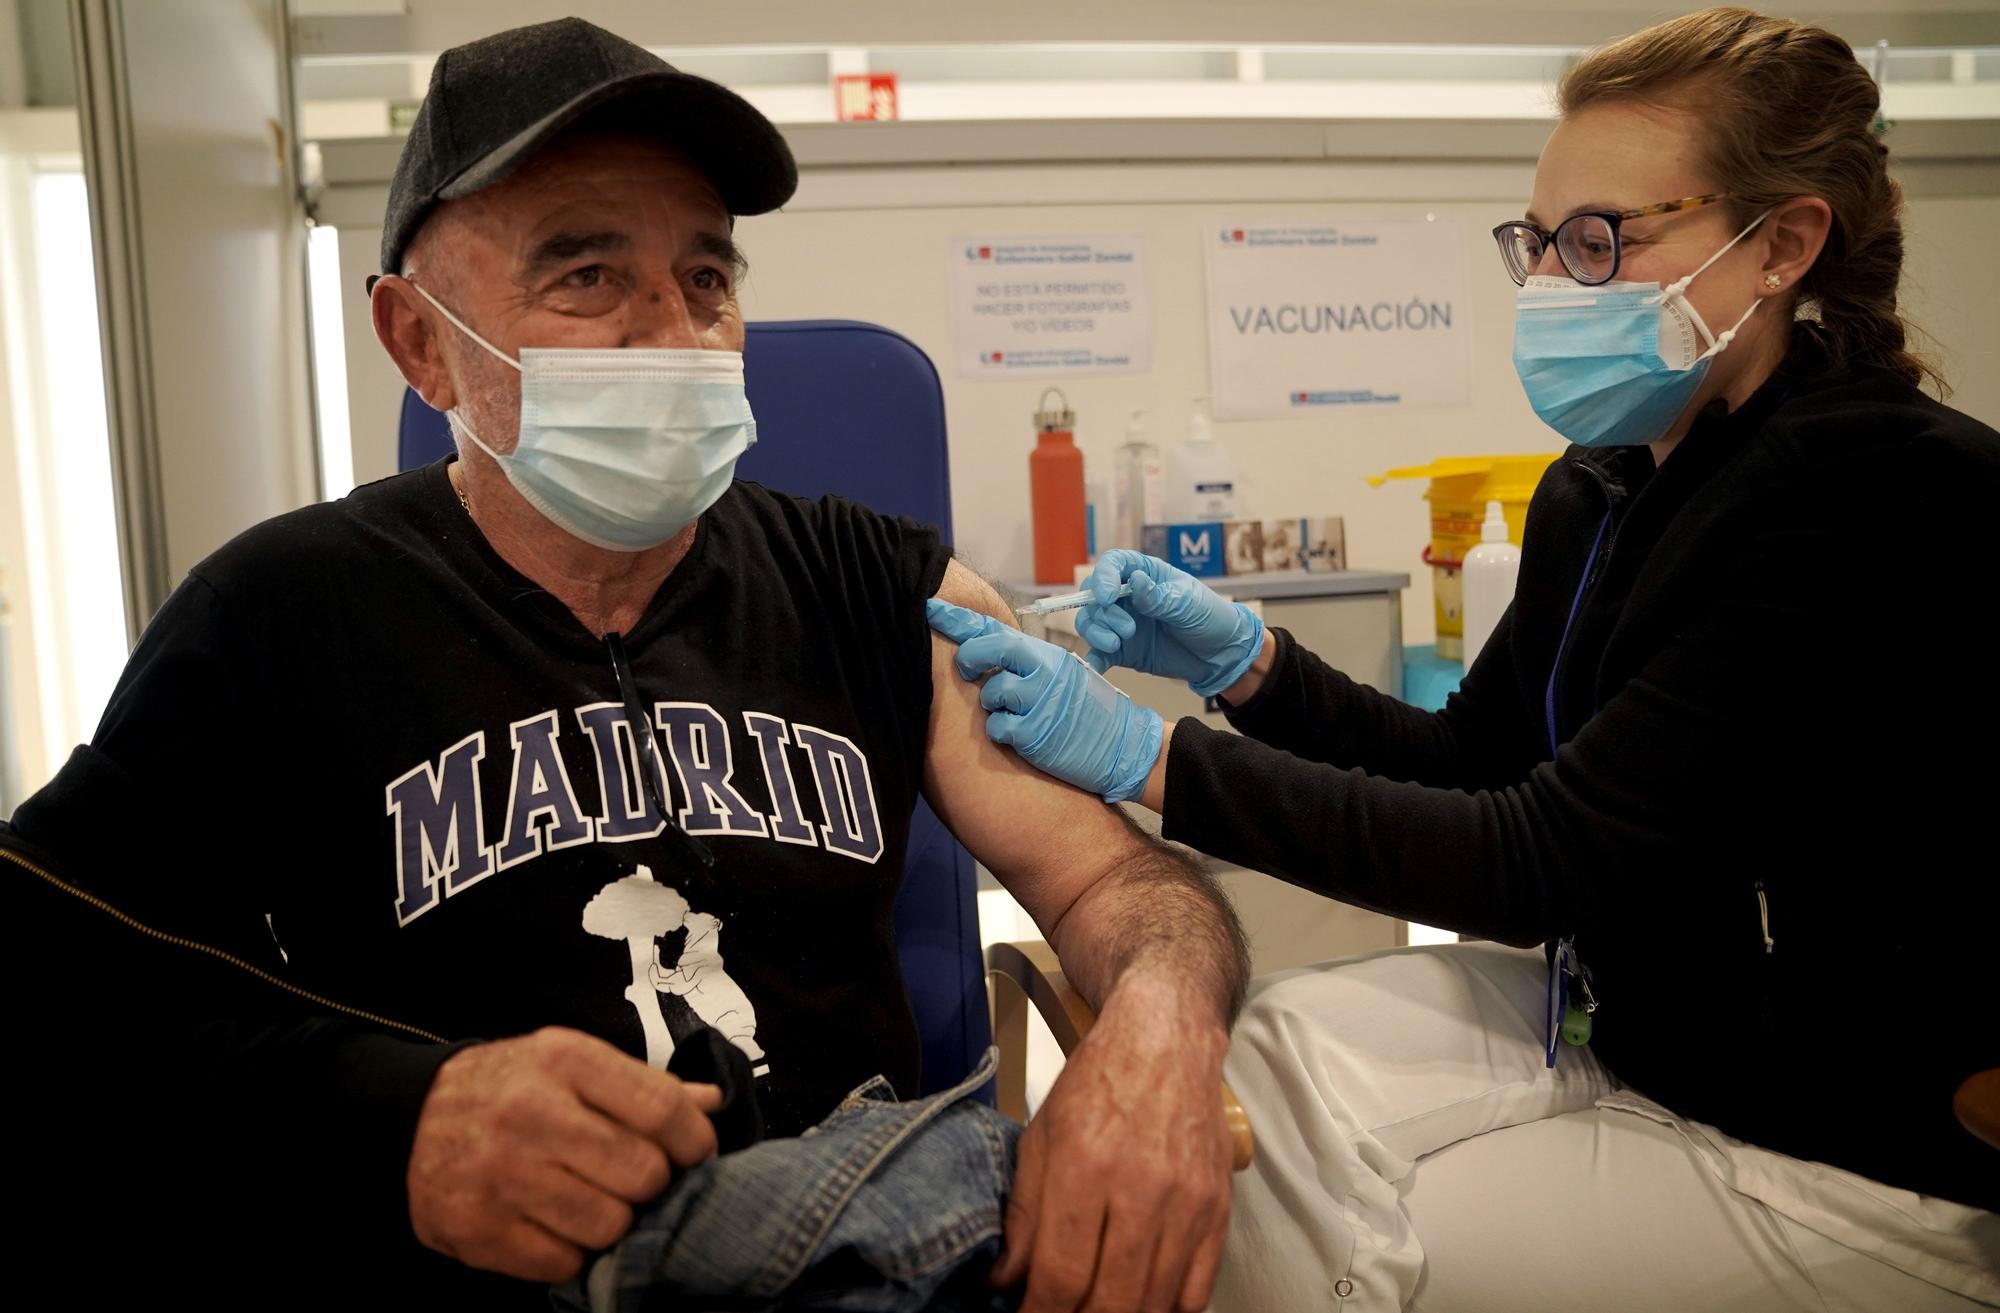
[557,1048,1020,1313]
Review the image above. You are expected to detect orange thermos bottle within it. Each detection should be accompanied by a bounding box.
[1029,388,1089,585]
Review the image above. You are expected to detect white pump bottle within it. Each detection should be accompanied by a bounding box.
[1461,500,1521,668]
[1164,397,1238,523]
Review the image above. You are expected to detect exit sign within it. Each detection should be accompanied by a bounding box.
[834,73,899,122]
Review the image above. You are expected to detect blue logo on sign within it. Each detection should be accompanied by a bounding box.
[1166,526,1224,576]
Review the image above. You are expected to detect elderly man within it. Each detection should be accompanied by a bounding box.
[2,18,1244,1312]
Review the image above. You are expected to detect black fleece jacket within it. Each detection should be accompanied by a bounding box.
[1165,329,2000,1212]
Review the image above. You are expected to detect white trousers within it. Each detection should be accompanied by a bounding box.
[1211,942,1999,1313]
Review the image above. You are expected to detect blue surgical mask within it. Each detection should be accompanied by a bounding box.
[413,284,756,551]
[1511,211,1769,448]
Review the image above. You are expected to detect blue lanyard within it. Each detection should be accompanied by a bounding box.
[1544,511,1610,756]
[1544,937,1573,1067]
[1541,512,1613,1066]
[1544,935,1598,1066]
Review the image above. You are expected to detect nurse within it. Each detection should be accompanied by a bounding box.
[929,7,1999,1309]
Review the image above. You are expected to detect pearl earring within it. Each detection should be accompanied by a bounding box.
[1764,273,1783,289]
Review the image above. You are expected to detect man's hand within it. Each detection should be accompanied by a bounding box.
[995,977,1234,1313]
[408,1027,722,1281]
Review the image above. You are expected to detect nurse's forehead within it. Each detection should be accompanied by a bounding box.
[1525,101,1709,226]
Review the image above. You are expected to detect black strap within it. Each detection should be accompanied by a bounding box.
[666,1024,764,1153]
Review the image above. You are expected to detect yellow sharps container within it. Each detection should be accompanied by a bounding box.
[1369,455,1561,661]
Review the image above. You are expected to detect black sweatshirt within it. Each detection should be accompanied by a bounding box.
[1,469,948,1307]
[1166,328,2000,1213]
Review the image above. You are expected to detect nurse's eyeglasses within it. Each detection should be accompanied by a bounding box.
[1492,192,1731,287]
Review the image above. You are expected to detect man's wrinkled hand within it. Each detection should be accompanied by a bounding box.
[993,983,1234,1313]
[408,1026,722,1282]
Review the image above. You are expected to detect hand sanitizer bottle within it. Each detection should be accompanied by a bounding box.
[1461,499,1522,668]
[1164,397,1238,523]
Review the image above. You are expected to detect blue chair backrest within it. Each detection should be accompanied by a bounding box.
[397,320,990,1099]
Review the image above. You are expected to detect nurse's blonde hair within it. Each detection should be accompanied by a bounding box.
[1559,7,1946,395]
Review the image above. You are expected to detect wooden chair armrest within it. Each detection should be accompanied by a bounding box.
[1956,1069,2000,1152]
[987,938,1253,1172]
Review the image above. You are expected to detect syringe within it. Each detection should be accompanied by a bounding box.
[1015,581,1134,618]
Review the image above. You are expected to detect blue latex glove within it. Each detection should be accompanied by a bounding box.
[1074,549,1267,698]
[926,599,1163,804]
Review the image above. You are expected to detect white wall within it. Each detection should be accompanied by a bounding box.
[292,0,2000,57]
[731,193,1550,635]
[0,2,317,801]
[113,0,319,586]
[336,222,411,491]
[1894,196,2000,433]
[331,160,2000,645]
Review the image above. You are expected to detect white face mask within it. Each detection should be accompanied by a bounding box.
[414,283,756,552]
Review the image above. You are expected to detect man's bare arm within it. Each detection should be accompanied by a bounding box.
[921,558,1247,1313]
[921,559,1247,1025]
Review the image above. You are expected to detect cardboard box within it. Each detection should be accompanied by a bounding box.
[1141,518,1345,577]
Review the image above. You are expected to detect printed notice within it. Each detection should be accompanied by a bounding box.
[1204,220,1471,419]
[948,235,1152,378]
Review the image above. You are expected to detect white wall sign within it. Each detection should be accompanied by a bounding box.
[1204,220,1471,419]
[948,235,1151,378]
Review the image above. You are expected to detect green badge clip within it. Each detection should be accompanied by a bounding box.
[1560,1004,1593,1046]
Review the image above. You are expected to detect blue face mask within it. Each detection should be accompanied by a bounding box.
[1511,211,1769,448]
[414,284,757,552]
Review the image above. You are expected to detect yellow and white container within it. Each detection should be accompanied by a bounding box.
[1369,455,1560,660]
